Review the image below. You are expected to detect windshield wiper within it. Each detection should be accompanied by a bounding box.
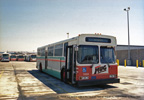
[105,59,110,68]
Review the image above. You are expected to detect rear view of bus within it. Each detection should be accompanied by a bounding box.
[17,55,24,61]
[1,53,10,62]
[26,55,36,62]
[30,55,36,62]
[10,55,17,61]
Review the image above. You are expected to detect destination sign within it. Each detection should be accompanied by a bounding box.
[86,37,111,43]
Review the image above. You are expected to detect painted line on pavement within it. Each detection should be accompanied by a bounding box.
[0,71,4,79]
[0,93,18,96]
[24,91,55,95]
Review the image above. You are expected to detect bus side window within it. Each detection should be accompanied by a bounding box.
[42,48,44,56]
[64,42,68,57]
[48,46,54,56]
[40,47,45,56]
[40,49,42,56]
[37,49,40,56]
[55,44,63,56]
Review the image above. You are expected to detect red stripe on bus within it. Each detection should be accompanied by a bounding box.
[37,58,65,62]
[11,58,17,61]
[37,59,45,60]
[18,59,24,61]
[47,59,65,62]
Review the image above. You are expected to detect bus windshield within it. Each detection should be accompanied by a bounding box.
[100,47,115,63]
[11,56,16,58]
[31,55,36,58]
[3,54,9,58]
[77,45,99,64]
[18,56,24,58]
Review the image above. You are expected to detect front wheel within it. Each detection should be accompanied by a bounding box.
[62,69,66,82]
[39,63,42,72]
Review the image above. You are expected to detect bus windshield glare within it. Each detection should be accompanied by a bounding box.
[18,56,24,58]
[77,46,115,64]
[100,47,115,63]
[77,45,99,64]
[11,56,16,58]
[3,54,9,58]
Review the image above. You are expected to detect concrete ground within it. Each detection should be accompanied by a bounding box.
[0,61,144,100]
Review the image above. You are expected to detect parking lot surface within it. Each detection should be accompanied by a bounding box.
[0,62,144,100]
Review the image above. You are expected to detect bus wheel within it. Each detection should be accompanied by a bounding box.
[39,63,42,72]
[62,69,66,82]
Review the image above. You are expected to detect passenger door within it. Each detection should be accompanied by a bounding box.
[65,46,75,84]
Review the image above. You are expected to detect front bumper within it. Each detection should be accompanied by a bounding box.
[1,59,9,62]
[77,78,120,87]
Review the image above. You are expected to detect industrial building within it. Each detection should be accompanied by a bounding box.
[116,45,144,66]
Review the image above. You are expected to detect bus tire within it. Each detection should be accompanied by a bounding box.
[61,69,66,82]
[39,63,42,72]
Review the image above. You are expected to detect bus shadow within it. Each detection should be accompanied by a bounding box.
[28,70,118,94]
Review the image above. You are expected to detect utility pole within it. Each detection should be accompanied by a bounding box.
[124,7,131,65]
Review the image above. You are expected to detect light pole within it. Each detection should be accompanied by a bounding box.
[124,7,131,65]
[67,33,69,38]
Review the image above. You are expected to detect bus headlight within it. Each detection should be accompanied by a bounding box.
[109,75,116,78]
[80,76,89,80]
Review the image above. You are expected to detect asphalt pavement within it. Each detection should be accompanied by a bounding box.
[0,61,144,100]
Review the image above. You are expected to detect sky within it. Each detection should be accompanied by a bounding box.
[0,0,144,52]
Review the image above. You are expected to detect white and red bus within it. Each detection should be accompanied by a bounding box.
[17,55,25,61]
[36,34,120,86]
[10,55,17,61]
[26,54,37,62]
[1,53,10,62]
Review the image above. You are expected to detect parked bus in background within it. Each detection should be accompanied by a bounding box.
[26,54,37,62]
[36,34,120,86]
[10,55,17,61]
[17,55,25,61]
[24,55,27,61]
[1,52,10,62]
[0,55,2,61]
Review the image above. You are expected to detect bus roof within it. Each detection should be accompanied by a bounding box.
[2,52,9,54]
[38,34,116,49]
[38,36,77,49]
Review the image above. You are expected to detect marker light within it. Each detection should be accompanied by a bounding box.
[109,75,116,78]
[80,76,89,80]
